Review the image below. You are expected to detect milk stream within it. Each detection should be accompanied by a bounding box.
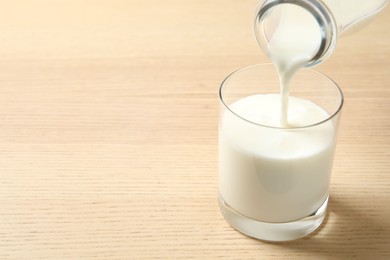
[267,4,322,126]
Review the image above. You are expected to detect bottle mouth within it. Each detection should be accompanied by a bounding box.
[254,0,338,67]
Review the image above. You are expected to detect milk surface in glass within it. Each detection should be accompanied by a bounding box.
[219,94,336,223]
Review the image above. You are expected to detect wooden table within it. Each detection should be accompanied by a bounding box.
[1,1,389,259]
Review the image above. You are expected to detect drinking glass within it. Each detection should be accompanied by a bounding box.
[218,64,343,241]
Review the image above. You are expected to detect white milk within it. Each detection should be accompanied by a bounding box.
[219,94,336,222]
[219,5,333,223]
[266,4,322,126]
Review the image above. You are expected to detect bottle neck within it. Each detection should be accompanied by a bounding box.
[254,0,338,67]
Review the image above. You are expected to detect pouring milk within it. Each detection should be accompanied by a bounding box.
[219,4,337,222]
[219,0,387,239]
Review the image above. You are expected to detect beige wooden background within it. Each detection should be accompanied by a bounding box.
[0,1,389,259]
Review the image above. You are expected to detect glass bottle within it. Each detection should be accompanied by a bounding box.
[254,0,389,67]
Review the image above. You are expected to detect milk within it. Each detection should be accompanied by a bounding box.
[219,5,335,223]
[219,94,336,222]
[266,4,322,126]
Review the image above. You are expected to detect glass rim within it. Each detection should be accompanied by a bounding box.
[219,63,344,130]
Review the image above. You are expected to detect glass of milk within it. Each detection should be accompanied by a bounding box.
[218,64,343,242]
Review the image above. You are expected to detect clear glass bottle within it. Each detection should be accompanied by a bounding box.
[254,0,389,67]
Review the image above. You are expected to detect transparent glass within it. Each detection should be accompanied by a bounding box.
[254,0,389,67]
[218,64,343,241]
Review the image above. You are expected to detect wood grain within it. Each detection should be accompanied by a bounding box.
[0,1,389,259]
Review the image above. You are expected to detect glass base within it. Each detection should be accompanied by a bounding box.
[218,194,328,242]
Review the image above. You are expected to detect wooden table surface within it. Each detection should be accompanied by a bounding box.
[1,1,389,259]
